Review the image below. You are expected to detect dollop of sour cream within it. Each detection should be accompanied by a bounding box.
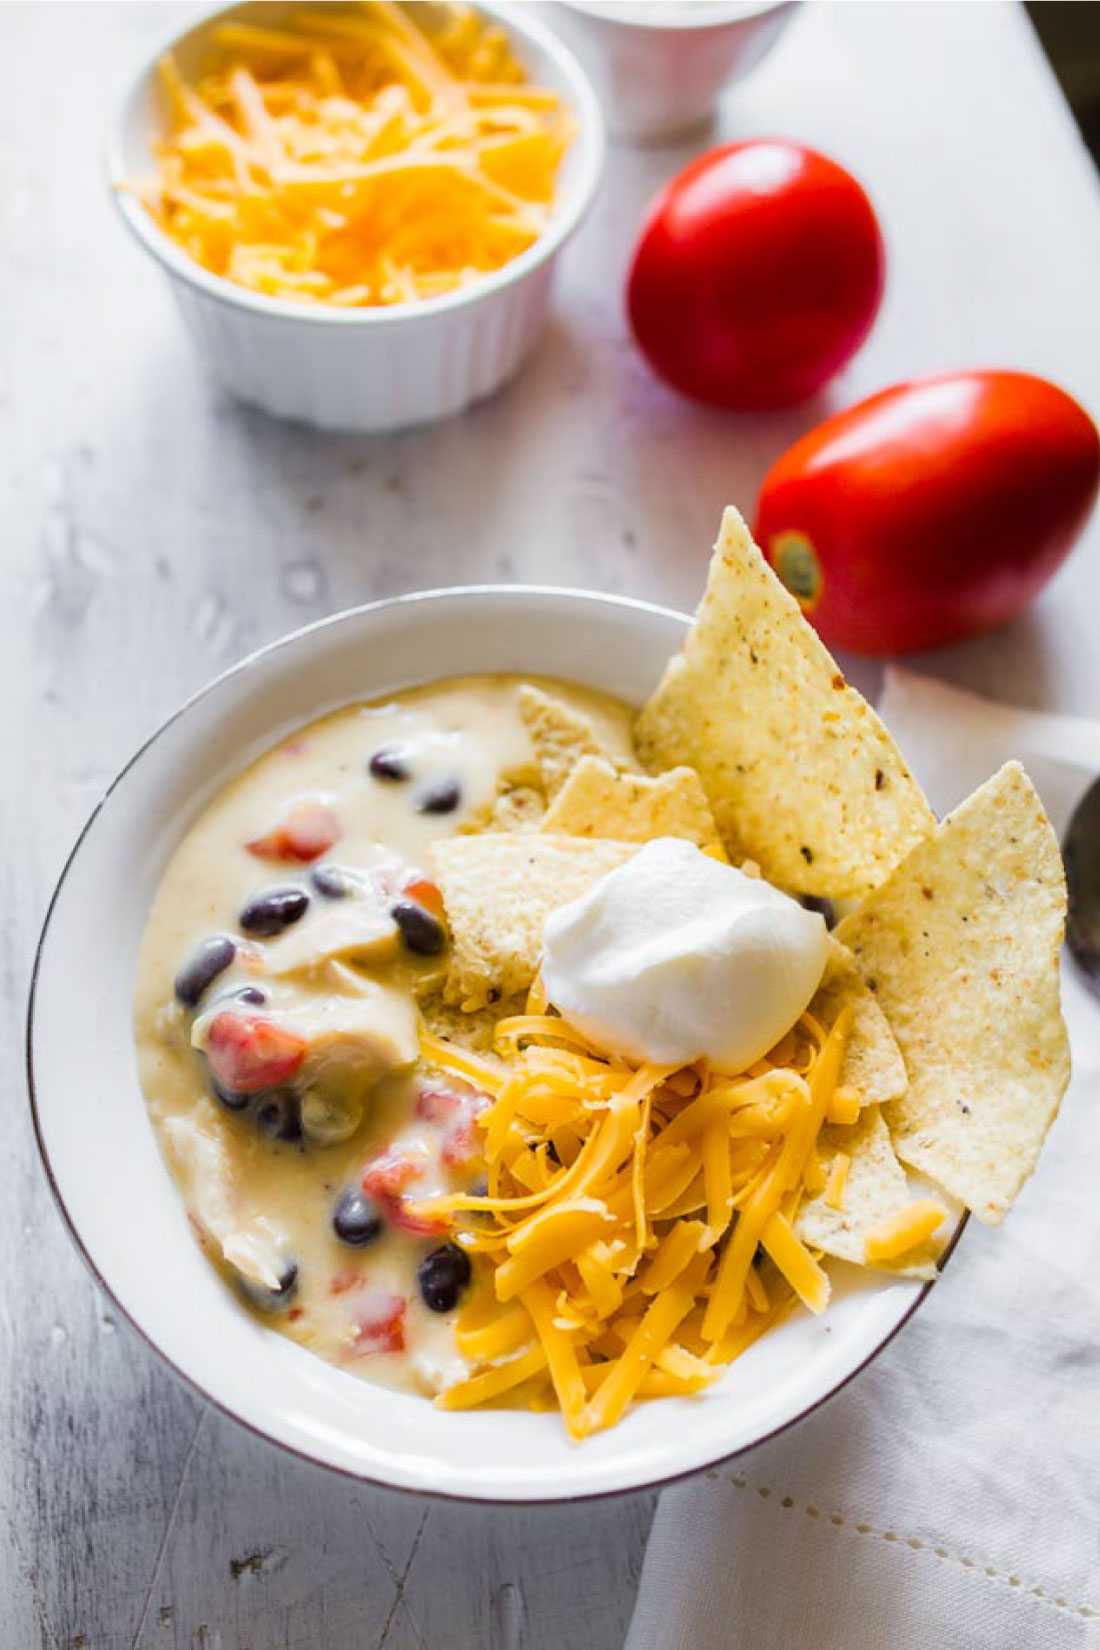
[542,837,829,1070]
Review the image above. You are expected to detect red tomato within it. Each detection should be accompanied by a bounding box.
[627,140,885,410]
[205,1012,307,1094]
[416,1082,490,1168]
[401,873,445,919]
[328,1275,406,1353]
[247,800,341,863]
[350,1290,407,1356]
[754,370,1100,655]
[362,1147,449,1237]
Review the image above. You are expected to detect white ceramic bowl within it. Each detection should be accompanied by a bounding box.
[550,1,798,145]
[107,3,605,432]
[28,589,962,1501]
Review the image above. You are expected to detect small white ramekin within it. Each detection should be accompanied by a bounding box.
[107,2,605,432]
[549,1,798,145]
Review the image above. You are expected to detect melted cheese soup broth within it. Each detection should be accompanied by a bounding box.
[134,675,635,1395]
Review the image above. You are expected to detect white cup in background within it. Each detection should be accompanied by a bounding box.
[548,1,799,145]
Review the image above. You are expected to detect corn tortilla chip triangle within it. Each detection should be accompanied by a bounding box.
[540,756,724,852]
[795,1107,938,1280]
[518,685,608,799]
[419,993,526,1056]
[836,761,1070,1225]
[810,938,908,1107]
[633,507,935,898]
[431,833,637,1009]
[491,783,545,831]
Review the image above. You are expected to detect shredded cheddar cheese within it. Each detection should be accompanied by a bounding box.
[864,1199,947,1264]
[418,988,855,1437]
[826,1084,863,1126]
[823,1150,851,1211]
[135,3,574,307]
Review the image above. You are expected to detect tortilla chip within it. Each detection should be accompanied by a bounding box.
[540,756,724,853]
[518,685,608,799]
[419,993,526,1056]
[633,507,935,898]
[795,1107,938,1280]
[458,780,546,838]
[835,762,1070,1225]
[431,833,637,1009]
[810,938,908,1107]
[492,783,546,831]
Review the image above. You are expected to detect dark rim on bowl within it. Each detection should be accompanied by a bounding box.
[26,586,968,1503]
[106,1,606,326]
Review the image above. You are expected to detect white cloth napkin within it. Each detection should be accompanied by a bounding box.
[625,669,1100,1650]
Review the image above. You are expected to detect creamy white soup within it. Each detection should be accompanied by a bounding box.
[134,675,635,1396]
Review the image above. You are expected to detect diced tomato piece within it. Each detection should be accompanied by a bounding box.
[362,1146,449,1236]
[416,1082,491,1124]
[402,874,445,919]
[416,1083,490,1168]
[205,1011,307,1094]
[441,1121,481,1169]
[352,1291,406,1356]
[247,800,341,864]
[362,1145,422,1196]
[398,1203,448,1237]
[329,1269,361,1297]
[415,1087,461,1125]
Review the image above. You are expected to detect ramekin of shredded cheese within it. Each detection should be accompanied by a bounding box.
[108,2,604,430]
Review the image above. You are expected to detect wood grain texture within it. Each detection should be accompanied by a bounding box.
[3,2,1099,1646]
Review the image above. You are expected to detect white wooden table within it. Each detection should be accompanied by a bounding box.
[5,3,1099,1646]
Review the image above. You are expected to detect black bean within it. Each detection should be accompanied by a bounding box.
[391,900,446,956]
[416,776,462,815]
[174,935,236,1008]
[311,863,362,900]
[369,745,410,782]
[800,894,837,930]
[332,1188,383,1247]
[240,1261,298,1314]
[240,885,309,937]
[254,1090,302,1141]
[417,1243,471,1313]
[232,984,268,1007]
[211,1077,251,1113]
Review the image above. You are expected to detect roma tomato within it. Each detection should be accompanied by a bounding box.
[754,371,1100,655]
[627,140,885,410]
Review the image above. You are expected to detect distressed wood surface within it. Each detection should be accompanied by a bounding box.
[4,3,1099,1647]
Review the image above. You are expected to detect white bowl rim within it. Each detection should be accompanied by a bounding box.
[105,0,606,328]
[558,0,796,34]
[26,585,967,1504]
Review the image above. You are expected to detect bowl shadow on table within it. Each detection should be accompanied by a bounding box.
[198,312,844,618]
[611,353,842,579]
[45,1307,655,1649]
[193,318,627,599]
[828,598,1064,714]
[893,602,1063,715]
